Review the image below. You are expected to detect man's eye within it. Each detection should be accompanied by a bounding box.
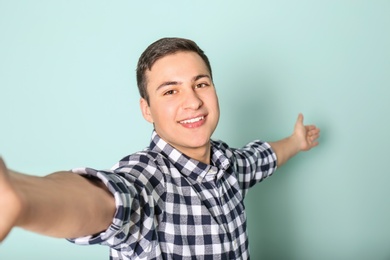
[196,83,208,88]
[164,90,176,95]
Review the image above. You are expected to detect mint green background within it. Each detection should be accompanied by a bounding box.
[1,1,389,259]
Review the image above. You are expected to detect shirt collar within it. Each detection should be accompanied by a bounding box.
[148,130,230,182]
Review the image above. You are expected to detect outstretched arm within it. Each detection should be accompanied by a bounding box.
[0,157,115,242]
[269,113,320,167]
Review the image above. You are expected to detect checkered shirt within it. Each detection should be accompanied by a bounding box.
[68,131,277,259]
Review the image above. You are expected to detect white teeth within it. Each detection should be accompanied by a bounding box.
[180,116,204,124]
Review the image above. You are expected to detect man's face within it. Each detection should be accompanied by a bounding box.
[140,51,220,161]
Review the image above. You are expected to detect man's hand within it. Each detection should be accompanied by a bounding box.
[0,158,23,242]
[269,114,320,167]
[293,113,320,152]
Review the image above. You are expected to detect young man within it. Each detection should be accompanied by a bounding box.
[0,38,320,259]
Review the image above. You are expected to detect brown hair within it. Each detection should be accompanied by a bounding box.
[136,37,213,104]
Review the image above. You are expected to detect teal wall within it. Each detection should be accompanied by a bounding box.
[1,1,389,259]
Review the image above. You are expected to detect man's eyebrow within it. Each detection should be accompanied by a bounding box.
[193,74,211,81]
[155,74,211,92]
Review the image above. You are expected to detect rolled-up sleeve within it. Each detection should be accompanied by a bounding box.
[67,162,163,256]
[215,140,278,196]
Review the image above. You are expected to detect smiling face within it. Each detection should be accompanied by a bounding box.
[140,51,220,163]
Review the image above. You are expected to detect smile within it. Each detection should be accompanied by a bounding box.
[179,116,204,124]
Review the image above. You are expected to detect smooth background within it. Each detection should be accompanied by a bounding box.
[1,1,389,259]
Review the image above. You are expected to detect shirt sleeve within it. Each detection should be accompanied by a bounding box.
[67,154,165,256]
[219,140,278,196]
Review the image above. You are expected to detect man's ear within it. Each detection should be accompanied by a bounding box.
[140,98,154,123]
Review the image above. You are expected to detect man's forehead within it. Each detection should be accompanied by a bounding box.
[147,52,210,78]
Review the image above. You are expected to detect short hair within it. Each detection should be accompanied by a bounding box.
[136,37,213,104]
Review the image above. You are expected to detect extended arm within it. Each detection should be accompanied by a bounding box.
[269,114,320,167]
[0,157,115,241]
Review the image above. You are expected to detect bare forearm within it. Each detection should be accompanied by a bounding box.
[11,170,115,238]
[269,135,300,167]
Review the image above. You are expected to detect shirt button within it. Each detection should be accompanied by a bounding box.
[145,243,153,252]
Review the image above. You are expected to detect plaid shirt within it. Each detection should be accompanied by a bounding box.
[69,131,277,260]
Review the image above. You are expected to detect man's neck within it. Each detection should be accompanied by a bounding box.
[175,144,211,165]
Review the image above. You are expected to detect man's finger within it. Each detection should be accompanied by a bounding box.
[297,113,304,124]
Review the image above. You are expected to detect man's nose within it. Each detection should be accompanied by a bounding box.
[182,89,203,110]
